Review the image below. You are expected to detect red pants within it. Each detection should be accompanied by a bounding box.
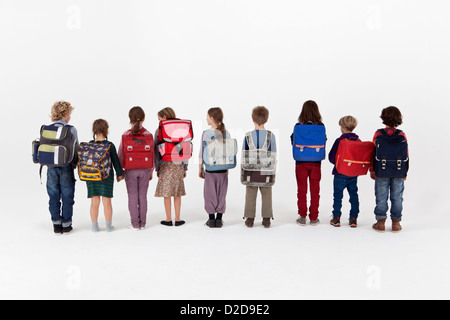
[295,163,321,220]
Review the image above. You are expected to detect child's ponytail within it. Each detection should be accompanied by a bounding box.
[207,107,226,138]
[129,106,145,134]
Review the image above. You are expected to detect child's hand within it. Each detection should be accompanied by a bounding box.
[149,173,153,181]
[370,172,376,180]
[183,171,187,179]
[199,170,204,179]
[117,175,124,182]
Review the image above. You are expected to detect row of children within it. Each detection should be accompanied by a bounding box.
[33,100,409,234]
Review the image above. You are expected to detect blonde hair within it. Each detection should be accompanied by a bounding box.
[339,115,358,132]
[157,107,176,120]
[51,101,74,122]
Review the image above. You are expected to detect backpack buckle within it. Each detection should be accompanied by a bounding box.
[127,146,133,151]
[145,145,151,151]
[397,159,402,170]
[381,159,386,170]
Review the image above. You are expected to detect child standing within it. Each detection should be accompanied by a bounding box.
[118,106,154,231]
[370,106,409,232]
[199,107,230,228]
[328,116,360,227]
[243,106,277,228]
[87,119,124,232]
[46,101,79,234]
[154,107,188,226]
[290,100,325,226]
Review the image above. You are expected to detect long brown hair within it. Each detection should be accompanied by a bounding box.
[129,106,145,133]
[157,107,176,120]
[208,107,226,136]
[298,100,322,124]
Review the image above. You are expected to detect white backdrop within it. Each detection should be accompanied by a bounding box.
[1,0,450,300]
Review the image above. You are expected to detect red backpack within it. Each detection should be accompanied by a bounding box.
[335,138,374,177]
[122,128,154,170]
[157,119,193,162]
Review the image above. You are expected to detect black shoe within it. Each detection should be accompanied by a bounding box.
[53,224,63,234]
[161,220,173,226]
[62,225,73,234]
[175,220,185,226]
[205,219,216,228]
[215,219,223,228]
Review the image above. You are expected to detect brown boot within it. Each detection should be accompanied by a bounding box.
[392,219,402,233]
[245,218,254,228]
[262,218,271,228]
[372,219,386,232]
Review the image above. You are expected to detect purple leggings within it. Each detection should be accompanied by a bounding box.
[204,171,228,214]
[125,169,151,228]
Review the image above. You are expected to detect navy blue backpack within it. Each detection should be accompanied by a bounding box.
[291,122,326,162]
[373,129,409,178]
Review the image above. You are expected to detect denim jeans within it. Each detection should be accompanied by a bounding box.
[47,166,76,227]
[332,174,359,219]
[374,177,404,221]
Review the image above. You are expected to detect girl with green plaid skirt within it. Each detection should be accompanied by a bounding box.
[86,119,124,232]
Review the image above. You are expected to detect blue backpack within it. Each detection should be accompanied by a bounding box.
[373,129,409,178]
[202,134,238,172]
[291,122,326,161]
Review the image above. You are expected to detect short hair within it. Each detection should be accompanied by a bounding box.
[92,119,109,139]
[252,106,269,125]
[51,101,73,122]
[339,115,358,132]
[380,106,403,127]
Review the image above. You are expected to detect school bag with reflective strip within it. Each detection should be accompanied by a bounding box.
[203,134,238,171]
[77,141,112,182]
[374,129,409,178]
[241,131,277,187]
[122,129,154,170]
[335,138,374,177]
[32,123,77,167]
[292,122,326,161]
[157,119,194,162]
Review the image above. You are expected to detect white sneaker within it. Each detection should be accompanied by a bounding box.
[128,225,140,231]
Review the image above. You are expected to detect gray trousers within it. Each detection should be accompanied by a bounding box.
[244,186,273,218]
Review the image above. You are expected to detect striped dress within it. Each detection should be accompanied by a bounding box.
[86,140,123,198]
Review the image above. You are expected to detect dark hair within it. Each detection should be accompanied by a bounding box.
[252,106,269,125]
[129,106,145,134]
[380,106,403,127]
[92,119,109,140]
[208,107,226,136]
[298,100,322,124]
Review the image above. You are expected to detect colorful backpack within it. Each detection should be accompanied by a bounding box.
[122,129,154,170]
[77,141,112,182]
[335,138,374,177]
[292,122,326,162]
[157,119,193,162]
[241,131,277,187]
[374,129,409,178]
[32,123,77,167]
[202,133,238,172]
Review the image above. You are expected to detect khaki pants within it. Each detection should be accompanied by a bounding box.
[244,186,273,218]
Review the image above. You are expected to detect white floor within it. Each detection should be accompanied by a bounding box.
[1,167,449,300]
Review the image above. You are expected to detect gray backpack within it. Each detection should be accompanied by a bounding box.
[241,131,277,187]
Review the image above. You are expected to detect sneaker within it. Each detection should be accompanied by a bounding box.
[349,218,357,228]
[53,224,63,234]
[372,219,386,232]
[128,225,140,231]
[92,225,100,232]
[310,218,320,226]
[215,219,223,228]
[296,216,307,226]
[330,217,341,227]
[62,225,73,234]
[205,219,216,228]
[106,225,115,232]
[245,218,254,228]
[262,218,271,228]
